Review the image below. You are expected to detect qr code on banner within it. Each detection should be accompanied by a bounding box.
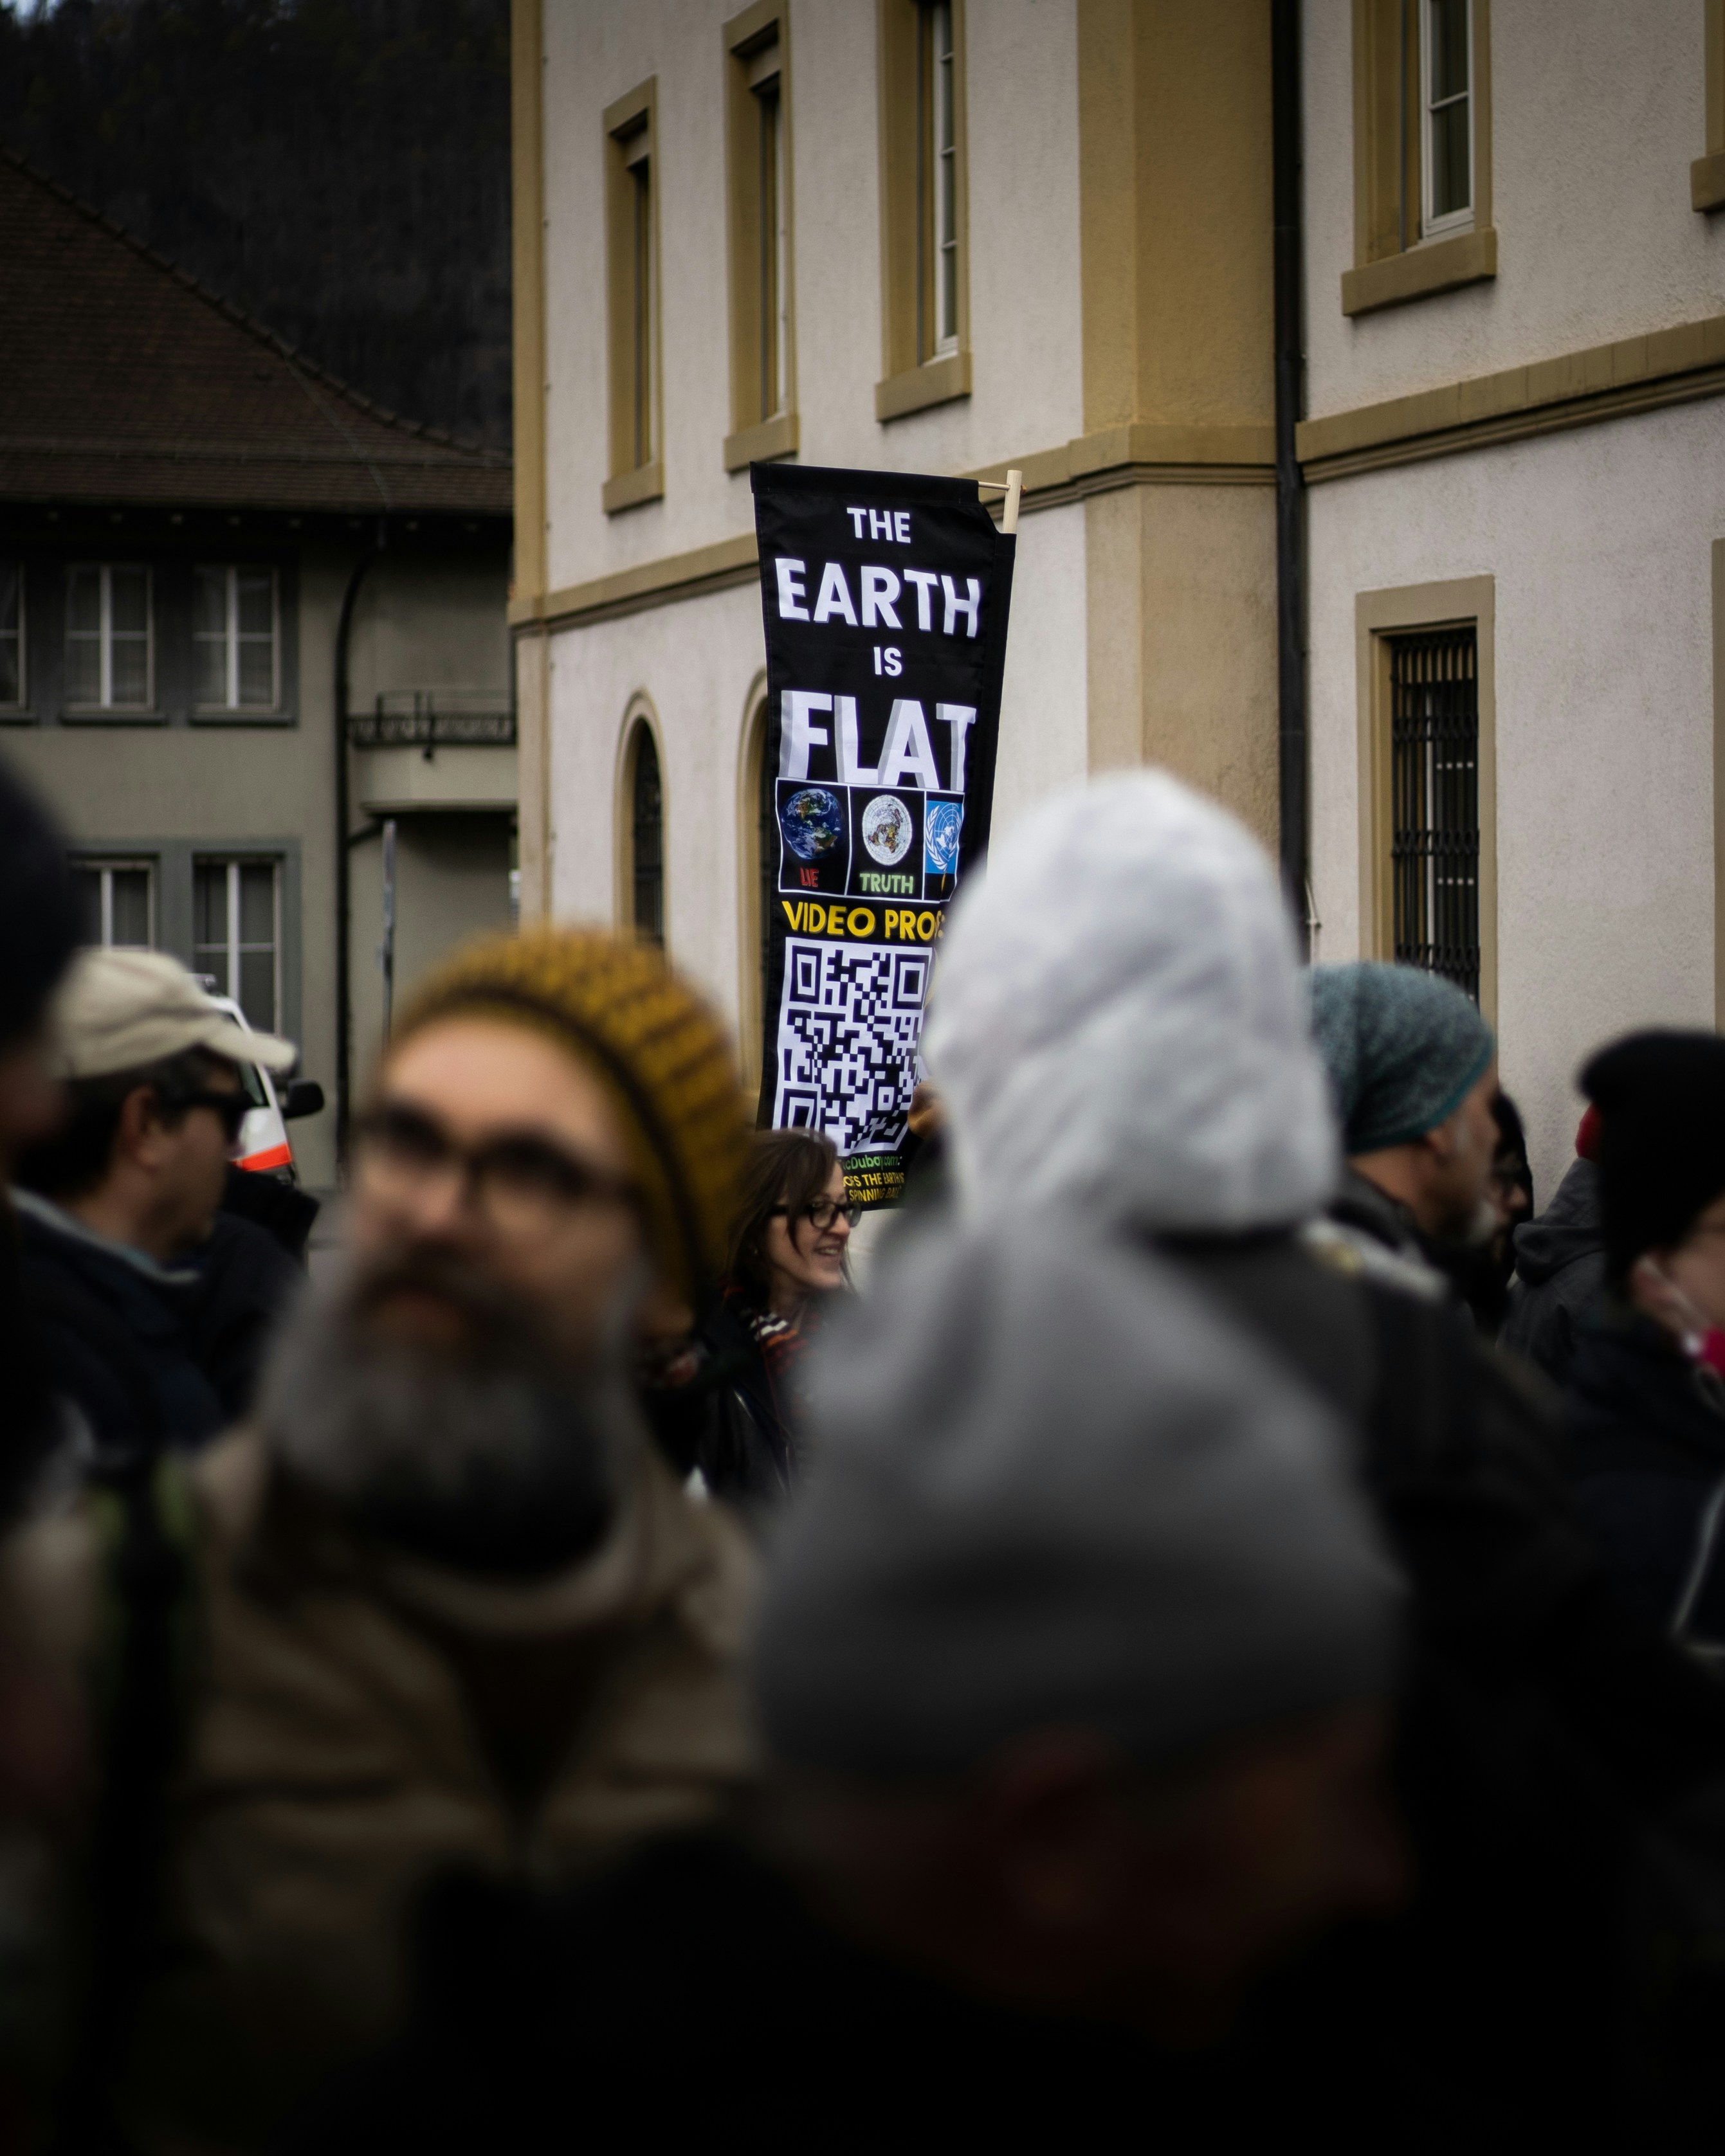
[773,939,931,1155]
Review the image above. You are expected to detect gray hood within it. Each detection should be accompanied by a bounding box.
[923,770,1338,1235]
[754,1217,1401,1775]
[1511,1156,1602,1286]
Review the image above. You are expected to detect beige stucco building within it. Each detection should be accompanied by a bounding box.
[1301,0,1725,1193]
[515,0,1725,1200]
[511,0,1282,1089]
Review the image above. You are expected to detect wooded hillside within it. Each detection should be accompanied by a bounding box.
[0,0,511,448]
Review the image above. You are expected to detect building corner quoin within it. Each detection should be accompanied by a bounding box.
[1081,478,1279,853]
[514,626,552,925]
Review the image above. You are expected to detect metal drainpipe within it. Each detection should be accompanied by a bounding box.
[333,528,383,1170]
[1272,0,1310,955]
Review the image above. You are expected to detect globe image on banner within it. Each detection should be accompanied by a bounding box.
[780,787,845,861]
[924,799,963,876]
[861,793,913,866]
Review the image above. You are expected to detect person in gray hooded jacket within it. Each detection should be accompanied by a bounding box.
[922,768,1725,2150]
[1503,1112,1606,1385]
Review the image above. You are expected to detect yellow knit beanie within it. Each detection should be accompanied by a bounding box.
[392,927,750,1308]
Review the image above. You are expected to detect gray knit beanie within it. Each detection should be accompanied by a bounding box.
[1308,961,1494,1155]
[752,1222,1401,1777]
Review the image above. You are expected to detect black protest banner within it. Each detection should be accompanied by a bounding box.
[752,462,1016,1211]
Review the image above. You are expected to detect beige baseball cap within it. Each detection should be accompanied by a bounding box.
[50,948,297,1080]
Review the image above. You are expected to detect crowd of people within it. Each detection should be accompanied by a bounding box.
[0,750,1723,2150]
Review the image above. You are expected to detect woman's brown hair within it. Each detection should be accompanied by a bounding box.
[727,1128,841,1303]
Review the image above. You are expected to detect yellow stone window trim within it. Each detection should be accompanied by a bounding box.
[723,412,799,476]
[1301,309,1725,479]
[1342,224,1496,318]
[1693,0,1725,211]
[509,422,1278,638]
[1346,0,1494,317]
[603,78,663,511]
[601,462,666,517]
[723,1,798,468]
[875,0,971,425]
[875,350,971,424]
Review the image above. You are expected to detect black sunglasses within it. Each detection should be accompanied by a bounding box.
[172,1085,250,1142]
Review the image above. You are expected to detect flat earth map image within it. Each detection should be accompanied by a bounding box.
[861,793,912,865]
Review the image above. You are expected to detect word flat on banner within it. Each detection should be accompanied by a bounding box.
[753,462,1016,1209]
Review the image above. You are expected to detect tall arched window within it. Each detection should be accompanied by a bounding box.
[628,722,664,945]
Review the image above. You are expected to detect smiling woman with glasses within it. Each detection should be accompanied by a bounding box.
[666,1128,853,1508]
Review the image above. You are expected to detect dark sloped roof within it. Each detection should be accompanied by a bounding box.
[0,150,511,518]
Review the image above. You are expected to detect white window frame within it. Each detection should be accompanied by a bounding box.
[194,565,280,713]
[1419,0,1474,240]
[928,0,959,357]
[0,562,24,711]
[73,858,156,949]
[65,564,153,712]
[194,856,282,1030]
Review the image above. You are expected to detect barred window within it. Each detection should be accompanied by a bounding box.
[1389,626,1479,1001]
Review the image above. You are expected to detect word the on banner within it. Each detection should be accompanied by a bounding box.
[752,462,1016,1210]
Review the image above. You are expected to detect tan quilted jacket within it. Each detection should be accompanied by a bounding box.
[1,1428,759,2153]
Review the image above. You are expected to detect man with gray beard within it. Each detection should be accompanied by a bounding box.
[0,928,758,2155]
[260,1247,633,1582]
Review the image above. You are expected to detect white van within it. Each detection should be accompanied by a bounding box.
[205,993,323,1183]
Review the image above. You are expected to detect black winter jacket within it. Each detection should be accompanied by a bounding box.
[688,1291,801,1505]
[1565,1305,1725,1657]
[1504,1157,1605,1387]
[182,1210,302,1423]
[1155,1226,1725,2151]
[14,1193,228,1463]
[639,1291,823,1510]
[287,1835,1267,2156]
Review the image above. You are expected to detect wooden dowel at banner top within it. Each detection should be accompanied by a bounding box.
[1002,469,1023,536]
